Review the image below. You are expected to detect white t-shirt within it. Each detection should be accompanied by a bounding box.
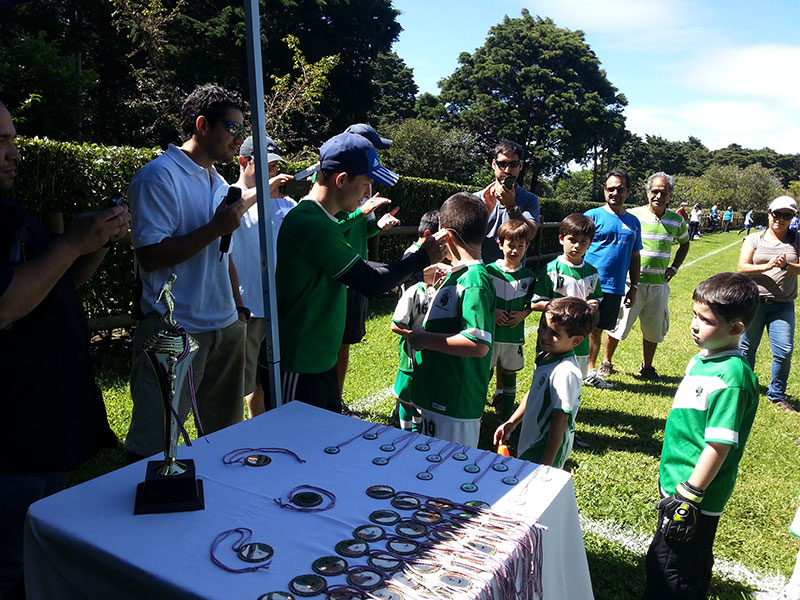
[129,144,238,333]
[232,191,296,318]
[517,352,582,469]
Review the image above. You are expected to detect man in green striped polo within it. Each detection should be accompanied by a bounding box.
[604,172,690,381]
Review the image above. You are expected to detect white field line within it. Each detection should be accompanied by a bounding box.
[682,239,743,269]
[580,516,788,593]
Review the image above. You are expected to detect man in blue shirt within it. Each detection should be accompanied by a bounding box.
[583,169,642,389]
[476,140,540,263]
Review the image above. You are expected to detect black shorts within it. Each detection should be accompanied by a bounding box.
[342,287,369,344]
[277,366,342,414]
[596,293,623,331]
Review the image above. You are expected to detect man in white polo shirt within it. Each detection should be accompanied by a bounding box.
[125,85,252,460]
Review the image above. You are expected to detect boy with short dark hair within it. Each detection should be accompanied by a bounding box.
[494,297,597,468]
[390,211,442,431]
[531,213,602,378]
[643,272,760,599]
[409,192,496,447]
[486,219,536,420]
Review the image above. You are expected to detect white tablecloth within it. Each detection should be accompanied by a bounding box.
[25,402,593,599]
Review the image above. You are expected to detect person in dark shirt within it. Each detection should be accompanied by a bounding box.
[0,100,129,598]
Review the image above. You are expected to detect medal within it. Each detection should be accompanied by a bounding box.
[312,556,348,577]
[289,574,327,597]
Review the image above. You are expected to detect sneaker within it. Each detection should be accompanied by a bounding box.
[584,370,614,389]
[596,361,615,378]
[636,364,663,383]
[772,400,799,414]
[574,433,591,448]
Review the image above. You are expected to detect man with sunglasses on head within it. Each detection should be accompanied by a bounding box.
[125,84,253,462]
[476,140,540,263]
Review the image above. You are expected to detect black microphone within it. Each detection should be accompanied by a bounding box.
[218,186,242,260]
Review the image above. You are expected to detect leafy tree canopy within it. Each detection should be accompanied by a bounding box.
[367,51,418,127]
[437,10,627,185]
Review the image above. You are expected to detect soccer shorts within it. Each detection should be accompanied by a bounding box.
[490,342,525,372]
[415,408,481,448]
[342,287,369,344]
[393,369,413,404]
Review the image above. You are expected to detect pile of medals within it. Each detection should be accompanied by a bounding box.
[255,485,545,600]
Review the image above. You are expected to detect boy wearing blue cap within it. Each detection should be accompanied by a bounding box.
[272,133,446,412]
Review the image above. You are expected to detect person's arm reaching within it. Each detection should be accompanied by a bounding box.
[337,231,446,298]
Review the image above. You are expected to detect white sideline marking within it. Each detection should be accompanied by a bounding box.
[580,516,787,593]
[682,239,742,269]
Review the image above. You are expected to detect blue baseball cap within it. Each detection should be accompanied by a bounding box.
[343,123,392,149]
[319,133,399,186]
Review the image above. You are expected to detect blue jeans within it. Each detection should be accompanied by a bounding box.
[740,300,795,402]
[0,472,67,598]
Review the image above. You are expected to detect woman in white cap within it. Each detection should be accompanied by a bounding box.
[737,195,800,411]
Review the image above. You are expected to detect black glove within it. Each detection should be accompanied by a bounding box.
[656,481,704,543]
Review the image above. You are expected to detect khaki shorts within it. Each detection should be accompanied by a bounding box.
[243,317,267,395]
[490,342,525,372]
[608,284,670,343]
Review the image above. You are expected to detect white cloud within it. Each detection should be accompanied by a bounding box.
[683,44,800,110]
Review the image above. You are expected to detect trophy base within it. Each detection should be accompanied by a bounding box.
[134,458,205,515]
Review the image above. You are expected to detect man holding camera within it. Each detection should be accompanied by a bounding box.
[476,140,540,263]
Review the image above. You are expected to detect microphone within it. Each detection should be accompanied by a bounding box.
[218,186,242,260]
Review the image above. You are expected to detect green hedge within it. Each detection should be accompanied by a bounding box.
[11,138,602,319]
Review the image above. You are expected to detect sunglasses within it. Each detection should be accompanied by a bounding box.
[771,210,796,221]
[495,160,521,169]
[216,119,248,139]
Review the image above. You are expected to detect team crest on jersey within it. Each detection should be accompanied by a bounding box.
[521,281,528,290]
[437,290,452,308]
[695,385,703,396]
[536,374,547,389]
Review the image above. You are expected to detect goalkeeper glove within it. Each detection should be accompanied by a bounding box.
[656,481,704,543]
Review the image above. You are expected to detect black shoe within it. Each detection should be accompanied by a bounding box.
[636,364,663,382]
[574,433,591,449]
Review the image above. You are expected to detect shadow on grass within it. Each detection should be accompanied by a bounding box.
[573,407,666,458]
[604,378,682,399]
[586,543,755,600]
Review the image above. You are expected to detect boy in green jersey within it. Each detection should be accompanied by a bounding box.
[644,272,760,599]
[494,297,597,468]
[486,219,537,420]
[531,214,602,379]
[409,192,496,447]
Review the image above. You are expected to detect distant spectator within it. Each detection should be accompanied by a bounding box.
[689,203,703,240]
[723,206,734,232]
[677,201,689,223]
[737,208,754,236]
[475,140,540,262]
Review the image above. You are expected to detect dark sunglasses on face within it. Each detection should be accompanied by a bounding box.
[495,160,521,169]
[771,211,796,221]
[216,119,248,139]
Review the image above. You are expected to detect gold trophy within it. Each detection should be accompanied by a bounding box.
[134,274,205,514]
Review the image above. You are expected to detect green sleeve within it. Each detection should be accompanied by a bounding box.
[337,209,365,233]
[459,285,495,346]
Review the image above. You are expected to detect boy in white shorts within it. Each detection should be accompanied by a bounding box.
[531,213,602,378]
[486,219,536,420]
[494,297,597,468]
[409,193,496,447]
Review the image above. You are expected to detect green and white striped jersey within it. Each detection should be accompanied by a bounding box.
[629,205,689,285]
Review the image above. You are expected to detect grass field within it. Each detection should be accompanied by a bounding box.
[80,231,800,599]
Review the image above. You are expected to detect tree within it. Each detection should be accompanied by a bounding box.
[438,10,627,187]
[367,51,418,127]
[380,118,488,185]
[415,93,449,124]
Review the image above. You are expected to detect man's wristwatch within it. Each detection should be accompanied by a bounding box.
[236,306,251,320]
[507,205,521,216]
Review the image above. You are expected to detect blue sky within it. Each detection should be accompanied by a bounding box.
[392,0,800,154]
